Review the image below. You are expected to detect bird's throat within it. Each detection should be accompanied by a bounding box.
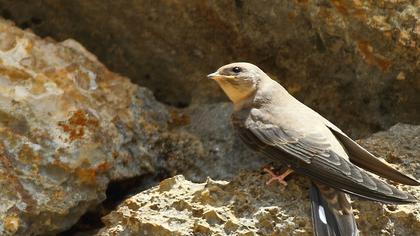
[215,80,255,105]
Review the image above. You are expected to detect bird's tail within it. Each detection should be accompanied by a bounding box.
[309,182,359,236]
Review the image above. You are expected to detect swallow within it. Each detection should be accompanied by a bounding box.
[208,62,419,236]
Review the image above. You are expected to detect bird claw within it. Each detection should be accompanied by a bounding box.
[263,167,294,187]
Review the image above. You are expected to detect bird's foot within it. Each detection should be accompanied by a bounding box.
[263,168,294,186]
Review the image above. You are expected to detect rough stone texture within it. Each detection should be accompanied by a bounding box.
[97,123,420,236]
[0,19,170,235]
[97,174,313,236]
[0,18,271,235]
[162,103,266,182]
[0,0,419,137]
[0,1,419,235]
[355,123,420,236]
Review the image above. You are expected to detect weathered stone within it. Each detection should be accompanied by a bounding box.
[0,18,265,235]
[160,103,266,182]
[0,1,419,235]
[97,123,420,236]
[355,124,420,236]
[0,19,169,235]
[0,0,419,137]
[96,174,313,236]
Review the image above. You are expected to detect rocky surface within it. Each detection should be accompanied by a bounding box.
[161,103,266,182]
[0,1,419,235]
[0,0,419,137]
[97,174,313,236]
[355,124,420,235]
[0,19,170,235]
[0,18,268,235]
[97,123,420,236]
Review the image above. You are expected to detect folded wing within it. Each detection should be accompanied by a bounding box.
[234,117,416,204]
[322,119,420,186]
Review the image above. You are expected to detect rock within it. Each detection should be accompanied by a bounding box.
[96,174,313,236]
[0,2,419,235]
[160,103,266,182]
[355,124,420,235]
[0,1,419,137]
[97,123,420,235]
[0,18,268,235]
[358,123,420,174]
[0,19,169,235]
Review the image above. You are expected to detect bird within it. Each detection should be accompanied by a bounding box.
[207,62,419,236]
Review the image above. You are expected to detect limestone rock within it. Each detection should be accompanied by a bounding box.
[97,123,420,235]
[0,19,169,235]
[1,1,419,137]
[97,174,313,236]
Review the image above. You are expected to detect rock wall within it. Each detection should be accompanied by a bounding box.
[0,0,419,137]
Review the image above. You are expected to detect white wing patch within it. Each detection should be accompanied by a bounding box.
[318,205,328,224]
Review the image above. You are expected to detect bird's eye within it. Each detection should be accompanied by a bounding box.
[232,67,242,73]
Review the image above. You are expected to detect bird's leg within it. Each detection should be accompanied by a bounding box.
[263,167,294,186]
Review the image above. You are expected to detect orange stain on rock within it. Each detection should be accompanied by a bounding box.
[75,162,112,185]
[58,110,99,142]
[331,0,349,15]
[357,40,392,71]
[69,110,99,127]
[96,162,112,172]
[169,110,191,127]
[375,55,392,71]
[330,0,367,20]
[76,168,97,185]
[0,65,32,81]
[18,144,41,165]
[58,123,84,141]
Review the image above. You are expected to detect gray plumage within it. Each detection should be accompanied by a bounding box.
[208,62,418,236]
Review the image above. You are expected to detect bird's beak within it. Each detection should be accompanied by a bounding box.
[207,72,220,80]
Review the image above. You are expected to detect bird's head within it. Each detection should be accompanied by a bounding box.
[207,62,265,103]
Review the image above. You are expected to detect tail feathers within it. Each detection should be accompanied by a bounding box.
[310,182,359,236]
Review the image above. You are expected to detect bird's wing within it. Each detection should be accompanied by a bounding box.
[235,116,416,204]
[310,182,358,236]
[321,118,420,186]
